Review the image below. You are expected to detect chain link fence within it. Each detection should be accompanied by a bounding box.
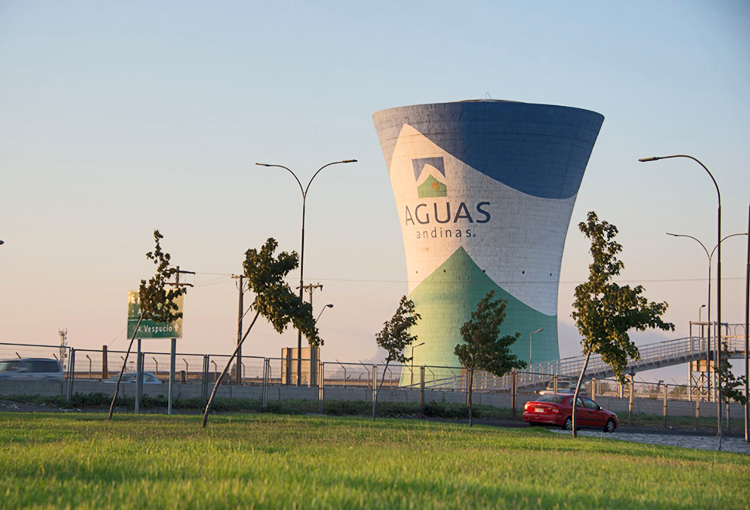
[0,341,745,426]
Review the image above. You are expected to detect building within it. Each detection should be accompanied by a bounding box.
[372,100,604,377]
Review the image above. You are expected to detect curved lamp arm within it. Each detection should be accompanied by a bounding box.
[305,159,357,196]
[256,163,304,198]
[640,155,720,206]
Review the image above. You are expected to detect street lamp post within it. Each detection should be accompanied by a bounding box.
[745,204,750,443]
[641,154,724,444]
[529,328,543,367]
[699,304,706,323]
[666,232,748,420]
[257,159,356,386]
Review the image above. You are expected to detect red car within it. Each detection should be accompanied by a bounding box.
[523,394,618,433]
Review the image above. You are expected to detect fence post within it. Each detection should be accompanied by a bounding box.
[663,383,668,429]
[553,374,558,394]
[201,355,209,405]
[695,399,700,430]
[262,358,269,411]
[318,362,325,414]
[628,373,634,426]
[511,370,517,420]
[102,345,108,380]
[420,366,425,414]
[65,348,75,406]
[135,340,141,414]
[591,377,596,401]
[372,365,377,407]
[168,338,176,416]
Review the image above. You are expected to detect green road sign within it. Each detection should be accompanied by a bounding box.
[127,291,183,339]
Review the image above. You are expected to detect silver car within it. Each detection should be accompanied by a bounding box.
[106,372,162,384]
[0,358,64,381]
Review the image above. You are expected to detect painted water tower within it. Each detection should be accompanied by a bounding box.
[372,100,604,375]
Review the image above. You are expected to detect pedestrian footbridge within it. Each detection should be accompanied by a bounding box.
[428,327,748,393]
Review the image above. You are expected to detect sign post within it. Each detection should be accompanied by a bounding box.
[127,291,183,415]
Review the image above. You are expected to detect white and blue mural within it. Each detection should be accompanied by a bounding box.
[373,100,604,374]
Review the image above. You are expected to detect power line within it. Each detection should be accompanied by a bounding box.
[179,270,750,287]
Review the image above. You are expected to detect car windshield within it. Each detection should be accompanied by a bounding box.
[535,395,566,404]
[0,361,20,372]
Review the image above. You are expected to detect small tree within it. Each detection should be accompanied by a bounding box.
[717,341,748,406]
[109,230,186,420]
[202,238,320,427]
[455,291,525,426]
[373,296,421,420]
[571,212,673,437]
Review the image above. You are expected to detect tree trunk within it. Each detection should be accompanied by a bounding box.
[468,367,474,427]
[108,315,143,420]
[372,360,390,421]
[202,311,261,428]
[571,351,592,438]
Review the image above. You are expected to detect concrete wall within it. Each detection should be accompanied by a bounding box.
[2,380,743,420]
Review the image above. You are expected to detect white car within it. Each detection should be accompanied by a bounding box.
[0,358,64,381]
[106,372,162,384]
[538,380,577,395]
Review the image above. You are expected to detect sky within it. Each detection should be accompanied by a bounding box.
[1,1,749,383]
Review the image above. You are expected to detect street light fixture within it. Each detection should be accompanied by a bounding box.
[316,304,334,323]
[642,153,722,444]
[699,304,706,323]
[530,328,543,367]
[257,159,357,386]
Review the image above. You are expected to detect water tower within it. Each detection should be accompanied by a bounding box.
[373,100,604,375]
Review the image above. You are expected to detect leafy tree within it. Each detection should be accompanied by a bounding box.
[109,230,187,420]
[202,238,320,427]
[373,296,421,420]
[570,212,673,437]
[455,291,525,426]
[717,341,747,406]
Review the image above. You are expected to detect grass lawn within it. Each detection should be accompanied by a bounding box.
[0,413,748,509]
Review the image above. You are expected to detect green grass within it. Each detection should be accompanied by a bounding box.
[0,413,748,509]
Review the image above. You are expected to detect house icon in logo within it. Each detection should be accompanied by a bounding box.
[412,157,447,198]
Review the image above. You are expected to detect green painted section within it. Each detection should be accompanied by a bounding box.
[403,247,558,384]
[417,175,447,198]
[127,291,183,339]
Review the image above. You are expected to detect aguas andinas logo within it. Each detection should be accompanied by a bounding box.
[413,157,448,198]
[406,157,490,240]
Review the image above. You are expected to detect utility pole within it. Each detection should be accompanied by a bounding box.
[58,329,68,371]
[232,274,245,385]
[164,265,194,414]
[301,283,323,311]
[297,283,323,385]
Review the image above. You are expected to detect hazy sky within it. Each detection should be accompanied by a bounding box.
[1,1,749,383]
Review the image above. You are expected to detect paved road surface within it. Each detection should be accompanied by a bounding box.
[552,428,750,455]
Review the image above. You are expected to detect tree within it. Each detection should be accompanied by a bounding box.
[717,341,747,407]
[570,212,674,437]
[373,296,421,420]
[455,291,525,426]
[108,230,187,420]
[202,238,320,427]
